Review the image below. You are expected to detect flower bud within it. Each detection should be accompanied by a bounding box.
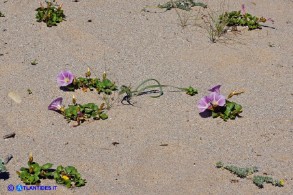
[259,17,266,23]
[85,67,91,78]
[60,106,65,113]
[72,95,76,105]
[29,152,33,163]
[29,167,34,174]
[102,71,107,80]
[73,78,77,85]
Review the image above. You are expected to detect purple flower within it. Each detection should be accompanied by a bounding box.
[208,85,221,94]
[208,92,226,107]
[48,97,63,111]
[198,85,226,113]
[57,70,74,87]
[198,96,211,113]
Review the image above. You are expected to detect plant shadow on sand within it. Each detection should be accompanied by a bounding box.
[199,110,212,118]
[0,172,10,180]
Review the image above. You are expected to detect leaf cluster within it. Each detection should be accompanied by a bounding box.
[216,161,284,188]
[17,160,54,185]
[54,165,86,188]
[224,165,258,178]
[253,175,284,188]
[0,159,7,173]
[0,11,5,17]
[36,1,65,27]
[17,155,86,188]
[64,103,108,124]
[181,86,198,96]
[65,77,117,95]
[212,100,242,121]
[219,11,263,30]
[158,0,207,11]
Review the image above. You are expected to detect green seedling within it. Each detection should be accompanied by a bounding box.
[0,158,7,173]
[0,12,5,17]
[158,0,207,11]
[54,165,86,188]
[31,59,38,65]
[27,89,33,94]
[36,0,65,27]
[182,86,198,96]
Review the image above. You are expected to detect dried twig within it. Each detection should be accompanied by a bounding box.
[3,132,15,139]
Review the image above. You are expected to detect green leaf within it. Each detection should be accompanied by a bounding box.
[41,163,53,170]
[99,113,108,120]
[53,171,60,180]
[65,166,75,174]
[84,108,93,114]
[31,163,40,170]
[75,178,86,187]
[234,104,242,112]
[65,180,72,188]
[184,86,198,96]
[56,165,63,172]
[212,111,220,118]
[0,160,6,172]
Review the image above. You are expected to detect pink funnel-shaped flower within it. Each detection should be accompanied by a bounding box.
[208,85,221,94]
[208,92,226,107]
[57,70,74,87]
[48,97,63,111]
[198,96,211,113]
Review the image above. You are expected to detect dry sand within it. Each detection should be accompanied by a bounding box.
[0,0,293,194]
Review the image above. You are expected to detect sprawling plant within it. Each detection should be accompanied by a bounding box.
[57,69,118,95]
[36,0,65,27]
[216,161,284,188]
[48,97,108,126]
[219,5,268,30]
[17,153,86,188]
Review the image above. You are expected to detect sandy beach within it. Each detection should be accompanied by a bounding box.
[0,0,292,194]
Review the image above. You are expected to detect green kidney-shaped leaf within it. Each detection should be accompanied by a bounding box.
[99,113,108,120]
[41,163,53,170]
